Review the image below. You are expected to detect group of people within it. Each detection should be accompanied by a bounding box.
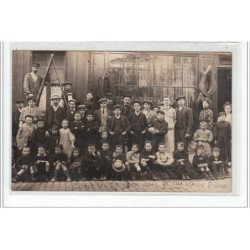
[11,64,232,183]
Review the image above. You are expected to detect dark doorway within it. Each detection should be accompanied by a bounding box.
[217,68,232,112]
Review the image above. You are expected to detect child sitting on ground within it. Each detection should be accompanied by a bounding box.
[209,147,225,180]
[50,144,71,182]
[112,145,127,180]
[192,144,214,180]
[155,143,176,179]
[30,145,50,182]
[69,148,83,181]
[140,141,157,181]
[12,147,34,183]
[126,143,141,180]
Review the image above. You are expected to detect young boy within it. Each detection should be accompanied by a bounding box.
[173,142,196,180]
[12,147,34,183]
[50,144,71,182]
[31,118,47,153]
[70,112,85,152]
[99,141,113,180]
[147,110,168,150]
[47,125,59,156]
[140,141,157,181]
[209,147,225,180]
[155,143,176,179]
[83,144,102,180]
[69,148,83,181]
[112,145,127,180]
[125,143,141,180]
[16,115,35,153]
[108,104,131,149]
[83,111,99,151]
[30,145,50,181]
[193,121,213,156]
[66,99,77,122]
[192,145,214,180]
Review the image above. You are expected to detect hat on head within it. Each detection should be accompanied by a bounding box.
[132,99,141,106]
[175,95,186,102]
[142,100,153,106]
[112,104,122,110]
[86,110,94,116]
[32,63,40,67]
[112,160,126,173]
[63,81,72,86]
[213,147,220,152]
[27,96,36,103]
[36,118,45,123]
[50,95,61,100]
[98,98,108,104]
[86,91,94,95]
[68,99,77,103]
[157,110,165,115]
[77,104,87,110]
[55,144,63,150]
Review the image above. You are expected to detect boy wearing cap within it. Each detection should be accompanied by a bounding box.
[128,100,147,150]
[192,144,214,180]
[209,147,225,179]
[12,100,24,136]
[23,63,44,99]
[108,105,131,149]
[66,99,77,123]
[94,98,112,133]
[147,110,168,151]
[175,95,193,149]
[45,95,66,129]
[50,144,71,182]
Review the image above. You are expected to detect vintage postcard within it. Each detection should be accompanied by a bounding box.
[8,43,236,194]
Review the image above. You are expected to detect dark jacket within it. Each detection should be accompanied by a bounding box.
[15,155,34,168]
[107,115,131,137]
[148,119,168,136]
[50,152,68,165]
[66,109,77,123]
[192,154,209,169]
[173,150,189,168]
[23,73,43,97]
[45,106,66,129]
[128,112,148,133]
[32,128,47,147]
[94,108,112,125]
[175,106,193,134]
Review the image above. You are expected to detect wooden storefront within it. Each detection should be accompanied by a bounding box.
[12,50,232,114]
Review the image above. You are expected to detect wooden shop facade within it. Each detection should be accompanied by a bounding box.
[12,50,232,114]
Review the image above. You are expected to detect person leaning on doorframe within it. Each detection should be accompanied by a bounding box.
[23,63,44,100]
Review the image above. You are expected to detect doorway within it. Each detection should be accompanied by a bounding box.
[217,67,232,112]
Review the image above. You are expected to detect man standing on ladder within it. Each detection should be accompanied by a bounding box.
[23,63,44,99]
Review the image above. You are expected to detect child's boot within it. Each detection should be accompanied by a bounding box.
[31,173,37,182]
[185,174,191,180]
[51,170,58,182]
[12,174,20,183]
[207,171,215,180]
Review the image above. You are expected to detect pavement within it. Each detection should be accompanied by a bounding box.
[11,178,231,192]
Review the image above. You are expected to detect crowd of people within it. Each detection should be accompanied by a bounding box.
[12,79,232,183]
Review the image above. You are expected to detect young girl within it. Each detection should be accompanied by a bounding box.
[199,98,214,130]
[69,148,83,181]
[223,102,232,125]
[59,119,75,158]
[125,143,141,180]
[16,115,35,153]
[193,121,213,156]
[19,96,42,126]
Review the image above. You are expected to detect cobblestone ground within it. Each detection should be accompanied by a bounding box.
[12,178,231,192]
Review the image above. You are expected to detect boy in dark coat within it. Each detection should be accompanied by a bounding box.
[69,148,83,181]
[12,147,34,183]
[47,125,59,156]
[108,105,131,149]
[30,145,50,181]
[70,112,85,153]
[83,111,99,151]
[50,144,71,182]
[192,145,214,180]
[99,141,113,180]
[209,147,225,180]
[66,99,77,123]
[112,145,127,180]
[147,110,168,150]
[128,100,147,150]
[83,144,102,180]
[31,118,47,153]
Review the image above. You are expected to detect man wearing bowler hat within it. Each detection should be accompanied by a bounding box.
[23,63,44,99]
[175,95,193,149]
[44,95,66,130]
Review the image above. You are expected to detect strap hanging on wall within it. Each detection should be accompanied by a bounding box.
[199,64,213,97]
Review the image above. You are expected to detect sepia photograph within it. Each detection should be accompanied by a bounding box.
[9,45,234,193]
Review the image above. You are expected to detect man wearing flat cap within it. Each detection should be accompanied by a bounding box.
[175,95,193,149]
[94,98,112,133]
[23,63,44,99]
[44,95,66,130]
[62,82,77,103]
